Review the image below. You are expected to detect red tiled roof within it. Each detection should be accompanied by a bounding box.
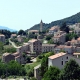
[48,52,66,59]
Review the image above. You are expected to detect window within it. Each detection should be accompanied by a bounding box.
[61,61,63,65]
[66,56,68,59]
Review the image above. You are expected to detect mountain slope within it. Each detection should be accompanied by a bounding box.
[0,26,17,32]
[29,12,80,31]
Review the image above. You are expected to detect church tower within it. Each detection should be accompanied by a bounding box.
[40,20,43,32]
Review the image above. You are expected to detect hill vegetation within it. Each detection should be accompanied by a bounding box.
[29,12,80,31]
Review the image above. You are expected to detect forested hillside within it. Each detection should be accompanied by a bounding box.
[29,12,80,31]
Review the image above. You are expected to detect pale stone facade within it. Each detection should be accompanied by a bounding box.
[28,39,42,55]
[28,30,39,35]
[54,45,74,54]
[11,34,17,38]
[49,26,59,34]
[2,53,15,63]
[42,44,56,53]
[0,34,5,42]
[34,64,41,80]
[53,33,66,44]
[48,52,80,69]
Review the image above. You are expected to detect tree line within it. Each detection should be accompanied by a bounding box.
[40,53,80,80]
[0,61,26,78]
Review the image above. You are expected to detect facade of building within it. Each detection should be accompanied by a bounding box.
[54,45,74,54]
[28,39,42,55]
[17,35,23,42]
[48,52,80,69]
[2,53,15,63]
[0,34,5,42]
[42,44,56,53]
[53,33,66,44]
[28,30,39,35]
[34,64,41,80]
[48,26,59,34]
[11,34,17,38]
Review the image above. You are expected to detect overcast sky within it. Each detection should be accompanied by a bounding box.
[0,0,80,30]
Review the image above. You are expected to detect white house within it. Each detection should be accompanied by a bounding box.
[48,52,80,69]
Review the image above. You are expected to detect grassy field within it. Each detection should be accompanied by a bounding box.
[25,60,41,72]
[4,45,13,49]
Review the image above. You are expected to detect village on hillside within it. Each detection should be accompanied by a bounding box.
[0,20,80,80]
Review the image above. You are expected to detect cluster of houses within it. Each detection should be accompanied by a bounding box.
[1,20,80,80]
[34,23,80,80]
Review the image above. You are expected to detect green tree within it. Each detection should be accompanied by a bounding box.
[0,41,4,53]
[59,59,80,80]
[40,56,48,77]
[43,66,60,80]
[18,29,26,35]
[60,22,69,33]
[66,33,78,41]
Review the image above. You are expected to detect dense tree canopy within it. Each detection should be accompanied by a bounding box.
[43,66,60,80]
[18,29,26,35]
[0,61,26,78]
[0,30,11,39]
[60,22,69,33]
[66,33,78,41]
[59,59,80,80]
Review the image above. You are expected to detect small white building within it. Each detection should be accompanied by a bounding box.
[48,52,80,69]
[34,64,41,80]
[48,26,59,34]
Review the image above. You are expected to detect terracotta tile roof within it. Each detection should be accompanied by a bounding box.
[28,39,37,43]
[0,34,5,36]
[73,53,80,55]
[3,53,10,56]
[42,44,55,46]
[56,45,64,49]
[77,37,80,41]
[64,45,72,48]
[48,52,66,59]
[15,55,20,59]
[71,39,77,43]
[28,30,39,32]
[11,34,17,36]
[12,52,20,57]
[56,45,72,49]
[49,26,59,31]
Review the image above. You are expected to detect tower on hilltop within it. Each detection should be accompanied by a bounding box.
[40,20,43,32]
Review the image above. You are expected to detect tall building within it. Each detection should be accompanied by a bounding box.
[40,20,43,32]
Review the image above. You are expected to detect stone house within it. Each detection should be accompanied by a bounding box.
[48,26,59,34]
[54,45,74,54]
[17,35,23,42]
[28,39,42,55]
[12,52,26,64]
[28,30,39,35]
[0,34,5,42]
[74,23,80,35]
[11,34,17,38]
[42,44,56,53]
[34,64,41,80]
[48,52,80,69]
[53,33,66,44]
[2,53,15,63]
